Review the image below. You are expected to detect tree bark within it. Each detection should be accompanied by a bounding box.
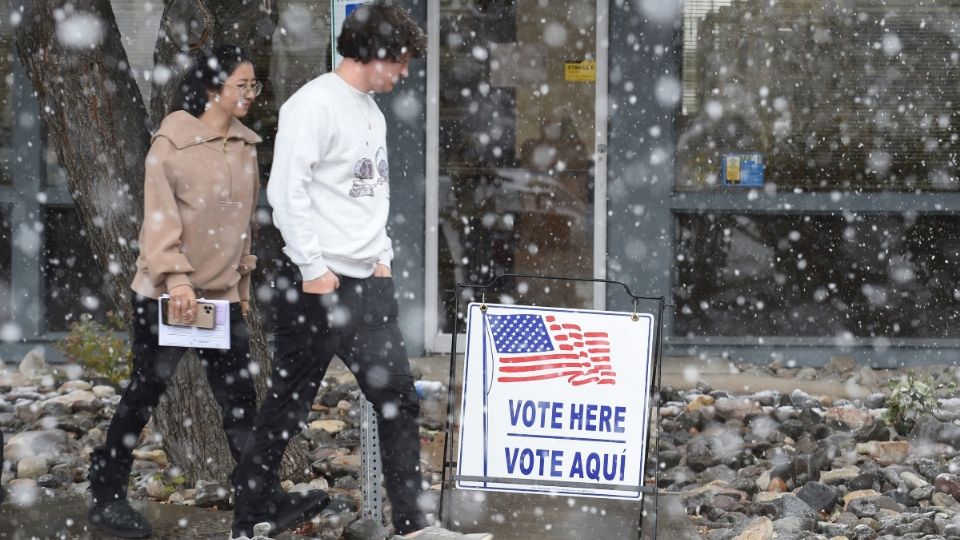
[16,0,311,485]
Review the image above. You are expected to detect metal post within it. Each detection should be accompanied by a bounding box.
[359,400,384,523]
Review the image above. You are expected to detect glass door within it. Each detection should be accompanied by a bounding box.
[427,0,608,350]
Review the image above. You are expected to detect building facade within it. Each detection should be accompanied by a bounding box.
[3,0,960,366]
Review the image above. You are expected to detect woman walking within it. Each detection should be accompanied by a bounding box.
[86,45,325,538]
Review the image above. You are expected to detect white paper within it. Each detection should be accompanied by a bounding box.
[157,295,231,350]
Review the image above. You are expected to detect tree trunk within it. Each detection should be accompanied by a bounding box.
[16,0,311,485]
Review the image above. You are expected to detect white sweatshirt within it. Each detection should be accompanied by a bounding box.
[267,73,394,281]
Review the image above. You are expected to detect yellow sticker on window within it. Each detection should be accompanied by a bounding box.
[725,156,741,183]
[564,60,596,82]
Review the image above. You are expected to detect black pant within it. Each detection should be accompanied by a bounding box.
[234,261,426,534]
[92,295,258,498]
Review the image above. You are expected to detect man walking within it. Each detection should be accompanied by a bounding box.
[231,3,490,539]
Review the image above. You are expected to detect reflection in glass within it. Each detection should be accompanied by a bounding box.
[43,208,113,332]
[679,0,960,191]
[438,0,597,332]
[0,205,11,326]
[0,3,14,187]
[675,212,960,338]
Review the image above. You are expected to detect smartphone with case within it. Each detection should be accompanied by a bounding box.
[161,298,217,329]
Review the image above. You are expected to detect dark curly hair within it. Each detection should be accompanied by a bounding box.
[336,1,426,63]
[175,44,253,117]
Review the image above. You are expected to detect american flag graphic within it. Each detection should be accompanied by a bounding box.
[486,313,615,385]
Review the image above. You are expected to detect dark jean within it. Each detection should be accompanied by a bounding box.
[233,260,426,534]
[92,295,258,496]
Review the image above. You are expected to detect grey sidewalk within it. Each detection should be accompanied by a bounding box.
[0,491,699,539]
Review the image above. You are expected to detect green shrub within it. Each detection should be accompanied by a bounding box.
[56,311,131,386]
[883,371,945,433]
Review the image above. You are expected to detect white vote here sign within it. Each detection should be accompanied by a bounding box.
[456,303,655,500]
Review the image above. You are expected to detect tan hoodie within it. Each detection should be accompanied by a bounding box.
[131,110,262,302]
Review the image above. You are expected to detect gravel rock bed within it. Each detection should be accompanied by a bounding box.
[7,347,960,540]
[0,347,448,539]
[656,359,960,540]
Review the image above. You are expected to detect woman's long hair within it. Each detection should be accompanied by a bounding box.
[175,45,253,117]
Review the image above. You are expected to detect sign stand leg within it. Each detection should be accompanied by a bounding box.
[637,298,665,540]
[439,287,461,528]
[360,400,384,524]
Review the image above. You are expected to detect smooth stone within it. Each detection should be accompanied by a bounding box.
[35,473,62,489]
[4,429,70,463]
[91,385,116,398]
[900,471,929,490]
[733,516,773,540]
[935,473,960,499]
[309,419,347,434]
[16,456,49,479]
[825,406,872,431]
[686,394,715,412]
[854,441,909,465]
[193,482,231,508]
[57,380,92,392]
[132,449,168,468]
[821,467,860,485]
[18,347,49,380]
[714,398,763,421]
[796,481,837,512]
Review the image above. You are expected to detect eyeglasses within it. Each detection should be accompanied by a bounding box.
[223,81,263,97]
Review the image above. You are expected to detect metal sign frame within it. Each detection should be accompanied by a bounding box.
[437,273,665,540]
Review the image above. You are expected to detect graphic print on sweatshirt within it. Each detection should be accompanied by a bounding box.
[349,147,389,198]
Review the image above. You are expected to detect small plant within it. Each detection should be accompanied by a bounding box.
[56,311,131,386]
[883,371,943,433]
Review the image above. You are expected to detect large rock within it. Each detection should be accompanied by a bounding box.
[911,415,960,447]
[825,406,872,431]
[194,481,231,508]
[16,456,49,479]
[820,466,860,485]
[343,517,390,540]
[18,347,49,380]
[789,389,822,410]
[43,390,98,412]
[796,481,837,512]
[4,429,71,464]
[733,516,773,540]
[855,419,891,442]
[935,473,960,500]
[57,380,92,392]
[92,385,116,399]
[686,394,715,412]
[132,449,169,468]
[714,398,763,420]
[309,419,347,435]
[900,471,930,490]
[772,494,817,523]
[855,440,909,465]
[685,437,718,472]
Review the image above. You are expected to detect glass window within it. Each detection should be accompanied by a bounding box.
[437,0,598,333]
[0,1,14,186]
[42,208,113,332]
[679,0,960,191]
[674,212,960,338]
[0,205,12,326]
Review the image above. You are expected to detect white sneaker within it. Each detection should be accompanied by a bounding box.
[229,522,274,540]
[393,526,494,540]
